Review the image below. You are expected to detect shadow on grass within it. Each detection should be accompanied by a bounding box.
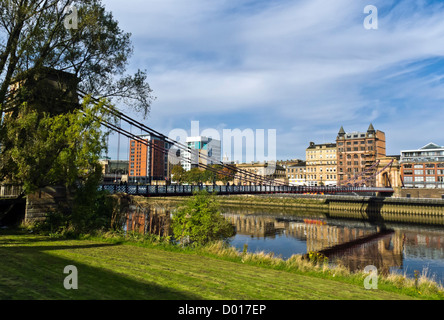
[0,233,201,300]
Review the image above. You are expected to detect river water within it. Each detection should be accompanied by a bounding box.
[220,206,444,286]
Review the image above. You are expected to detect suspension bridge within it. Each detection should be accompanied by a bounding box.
[99,184,394,197]
[76,91,395,197]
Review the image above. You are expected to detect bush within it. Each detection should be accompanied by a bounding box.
[171,191,235,246]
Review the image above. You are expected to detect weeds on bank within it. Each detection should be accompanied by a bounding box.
[198,240,444,299]
[12,225,444,300]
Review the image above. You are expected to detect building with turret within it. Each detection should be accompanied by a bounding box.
[336,124,386,187]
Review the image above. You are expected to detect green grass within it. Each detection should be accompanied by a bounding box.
[0,230,438,300]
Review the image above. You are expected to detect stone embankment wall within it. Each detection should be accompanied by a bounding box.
[142,194,444,226]
[394,188,444,200]
[327,196,444,225]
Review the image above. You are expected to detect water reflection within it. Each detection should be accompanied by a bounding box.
[221,206,444,285]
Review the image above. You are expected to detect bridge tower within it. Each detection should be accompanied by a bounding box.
[3,68,80,225]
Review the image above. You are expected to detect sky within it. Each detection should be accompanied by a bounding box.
[101,0,444,162]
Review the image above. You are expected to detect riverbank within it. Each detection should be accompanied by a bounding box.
[138,194,444,226]
[1,230,443,300]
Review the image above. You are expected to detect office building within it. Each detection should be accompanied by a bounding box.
[400,143,444,189]
[128,134,171,184]
[181,136,221,171]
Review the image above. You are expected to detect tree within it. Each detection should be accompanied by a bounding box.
[201,168,217,185]
[185,167,204,185]
[0,1,153,193]
[0,95,113,195]
[171,165,185,184]
[218,165,237,184]
[171,191,235,246]
[0,0,154,115]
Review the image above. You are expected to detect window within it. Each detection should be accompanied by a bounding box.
[415,176,424,182]
[414,170,423,175]
[404,177,413,182]
[404,170,413,175]
[426,170,435,175]
[426,176,436,182]
[414,164,423,169]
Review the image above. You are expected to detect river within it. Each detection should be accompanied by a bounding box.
[220,206,444,286]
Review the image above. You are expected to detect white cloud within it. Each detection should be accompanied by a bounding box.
[103,0,444,159]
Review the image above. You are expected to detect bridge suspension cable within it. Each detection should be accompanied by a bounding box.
[78,90,288,186]
[94,112,281,186]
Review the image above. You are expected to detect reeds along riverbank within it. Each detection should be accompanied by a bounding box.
[88,231,444,299]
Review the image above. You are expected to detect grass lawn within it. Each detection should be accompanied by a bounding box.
[0,230,423,300]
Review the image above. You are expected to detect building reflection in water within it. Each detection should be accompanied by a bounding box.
[223,210,444,281]
[125,205,172,237]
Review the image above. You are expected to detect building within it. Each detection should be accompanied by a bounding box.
[128,134,171,184]
[305,142,337,186]
[234,161,287,185]
[181,136,221,171]
[336,124,386,187]
[99,159,129,183]
[400,143,444,189]
[286,161,307,186]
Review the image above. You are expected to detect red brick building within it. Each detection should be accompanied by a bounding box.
[128,134,171,184]
[336,124,386,187]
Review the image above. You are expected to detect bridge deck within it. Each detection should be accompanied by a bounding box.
[100,184,394,197]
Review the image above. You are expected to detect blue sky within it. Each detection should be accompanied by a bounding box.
[102,0,444,162]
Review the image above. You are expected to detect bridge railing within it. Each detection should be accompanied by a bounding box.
[0,185,24,198]
[100,184,394,196]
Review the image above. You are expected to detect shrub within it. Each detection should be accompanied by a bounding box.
[171,190,235,246]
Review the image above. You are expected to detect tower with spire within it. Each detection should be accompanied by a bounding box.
[336,124,386,187]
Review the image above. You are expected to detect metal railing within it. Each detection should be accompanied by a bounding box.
[100,184,394,197]
[0,185,24,198]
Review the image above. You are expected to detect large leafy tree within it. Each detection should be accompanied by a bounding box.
[0,0,153,194]
[1,96,113,193]
[0,0,153,114]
